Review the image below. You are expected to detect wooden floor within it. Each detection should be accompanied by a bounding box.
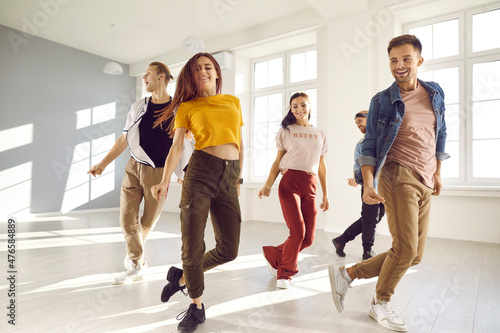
[1,211,499,333]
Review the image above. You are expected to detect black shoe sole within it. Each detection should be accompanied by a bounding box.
[161,267,185,303]
[332,238,346,257]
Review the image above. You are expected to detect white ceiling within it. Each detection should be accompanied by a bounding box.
[2,0,493,68]
[0,0,375,65]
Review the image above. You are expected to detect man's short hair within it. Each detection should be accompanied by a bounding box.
[387,34,422,55]
[355,110,368,119]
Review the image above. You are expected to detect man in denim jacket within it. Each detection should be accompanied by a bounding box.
[329,35,449,332]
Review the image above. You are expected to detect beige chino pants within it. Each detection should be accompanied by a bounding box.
[120,158,165,265]
[352,161,433,301]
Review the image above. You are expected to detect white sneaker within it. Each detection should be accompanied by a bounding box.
[328,265,352,313]
[124,257,135,270]
[277,279,290,289]
[369,299,408,332]
[113,263,146,285]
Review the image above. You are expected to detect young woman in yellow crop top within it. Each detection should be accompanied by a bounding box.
[151,53,243,332]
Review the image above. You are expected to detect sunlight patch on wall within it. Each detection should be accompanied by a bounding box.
[0,124,33,153]
[0,162,32,219]
[60,101,118,213]
[75,102,116,129]
[61,134,116,213]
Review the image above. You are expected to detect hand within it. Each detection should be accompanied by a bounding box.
[150,183,169,201]
[320,195,330,212]
[258,185,271,198]
[347,178,358,187]
[362,186,385,205]
[432,173,442,196]
[87,163,105,177]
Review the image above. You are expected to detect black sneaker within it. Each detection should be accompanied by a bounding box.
[362,250,376,260]
[177,303,205,332]
[332,237,346,257]
[160,266,187,303]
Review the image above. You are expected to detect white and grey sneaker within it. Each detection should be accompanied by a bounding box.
[328,265,352,313]
[276,279,290,289]
[124,257,135,270]
[369,299,408,332]
[124,256,148,270]
[113,262,146,285]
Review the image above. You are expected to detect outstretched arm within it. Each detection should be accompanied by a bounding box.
[258,150,285,198]
[87,133,128,177]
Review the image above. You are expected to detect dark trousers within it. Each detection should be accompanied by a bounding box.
[179,150,241,299]
[337,186,385,251]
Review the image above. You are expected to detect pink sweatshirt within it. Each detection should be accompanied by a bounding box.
[277,124,328,175]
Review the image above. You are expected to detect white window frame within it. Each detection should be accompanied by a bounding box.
[249,46,317,181]
[404,3,500,187]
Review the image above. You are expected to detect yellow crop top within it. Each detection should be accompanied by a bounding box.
[174,94,244,151]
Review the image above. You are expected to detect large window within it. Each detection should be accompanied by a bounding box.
[250,47,317,180]
[405,4,500,186]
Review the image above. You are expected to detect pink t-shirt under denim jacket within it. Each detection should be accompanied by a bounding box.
[276,124,328,175]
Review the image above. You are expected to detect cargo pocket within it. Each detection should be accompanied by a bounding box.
[179,199,192,210]
[179,199,194,234]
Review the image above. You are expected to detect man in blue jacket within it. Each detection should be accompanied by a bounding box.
[332,110,385,260]
[329,34,449,332]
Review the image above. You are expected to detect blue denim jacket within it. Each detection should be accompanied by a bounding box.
[355,79,450,184]
[354,136,378,189]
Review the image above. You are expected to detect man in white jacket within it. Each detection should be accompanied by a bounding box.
[88,62,192,284]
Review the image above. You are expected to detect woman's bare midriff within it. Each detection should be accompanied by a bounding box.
[201,143,239,160]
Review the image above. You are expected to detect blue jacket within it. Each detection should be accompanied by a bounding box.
[354,136,378,189]
[355,79,450,184]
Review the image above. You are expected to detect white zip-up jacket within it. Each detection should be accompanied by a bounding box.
[123,96,193,179]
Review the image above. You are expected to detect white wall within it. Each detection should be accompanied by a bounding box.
[159,1,500,245]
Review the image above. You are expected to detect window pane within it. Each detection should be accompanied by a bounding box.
[167,81,176,97]
[409,25,432,60]
[418,71,433,81]
[433,19,459,59]
[433,67,459,104]
[290,53,305,83]
[473,100,500,140]
[473,139,500,178]
[254,62,268,89]
[305,50,317,80]
[268,58,283,87]
[441,140,459,178]
[473,9,500,52]
[268,94,283,122]
[472,61,500,101]
[252,123,268,150]
[254,96,268,123]
[446,104,459,141]
[253,150,268,177]
[268,121,281,147]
